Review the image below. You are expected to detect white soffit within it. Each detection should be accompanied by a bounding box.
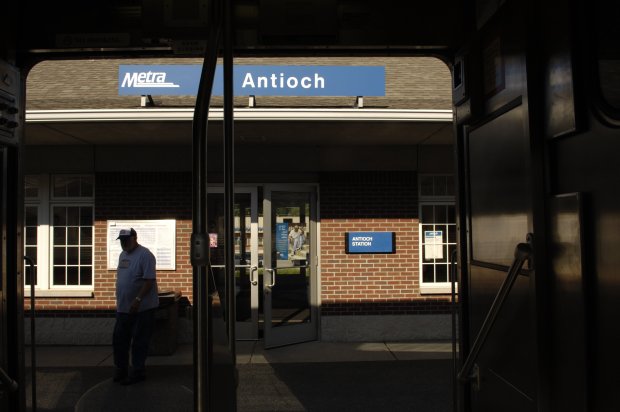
[26,108,453,123]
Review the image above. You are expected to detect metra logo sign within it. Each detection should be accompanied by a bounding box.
[118,65,385,96]
[121,71,180,88]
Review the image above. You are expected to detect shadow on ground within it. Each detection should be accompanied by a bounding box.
[238,360,452,412]
[26,359,452,411]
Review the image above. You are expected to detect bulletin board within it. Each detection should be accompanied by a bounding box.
[107,220,176,270]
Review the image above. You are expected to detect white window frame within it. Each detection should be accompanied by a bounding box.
[418,174,457,295]
[24,174,95,297]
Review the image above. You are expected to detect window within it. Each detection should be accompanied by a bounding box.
[419,175,457,294]
[24,175,94,296]
[24,206,38,285]
[52,206,93,286]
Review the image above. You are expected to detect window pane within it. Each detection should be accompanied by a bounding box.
[26,247,37,264]
[25,176,40,198]
[67,227,79,245]
[436,264,448,282]
[81,178,94,197]
[25,207,38,226]
[446,176,455,196]
[53,247,66,265]
[423,265,435,283]
[67,179,81,197]
[434,176,447,196]
[54,227,66,244]
[435,205,447,223]
[448,225,456,243]
[54,176,94,198]
[420,176,434,196]
[67,267,79,285]
[441,227,448,243]
[53,207,66,225]
[53,177,69,197]
[26,227,37,245]
[81,227,92,244]
[80,207,93,225]
[80,247,92,265]
[421,205,434,223]
[53,267,66,285]
[67,247,79,265]
[447,205,456,223]
[67,207,80,225]
[80,267,93,285]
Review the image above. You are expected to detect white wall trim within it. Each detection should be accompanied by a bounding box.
[26,108,453,123]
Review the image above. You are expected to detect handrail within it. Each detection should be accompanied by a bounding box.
[0,366,18,392]
[190,0,224,410]
[457,234,534,385]
[24,255,37,411]
[450,248,458,412]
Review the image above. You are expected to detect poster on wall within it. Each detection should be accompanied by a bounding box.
[424,230,444,259]
[107,220,176,270]
[276,223,289,260]
[209,233,218,248]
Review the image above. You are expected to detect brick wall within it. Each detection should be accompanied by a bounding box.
[320,171,451,316]
[27,170,451,314]
[28,172,193,311]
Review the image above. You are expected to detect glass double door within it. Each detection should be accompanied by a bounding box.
[207,185,317,347]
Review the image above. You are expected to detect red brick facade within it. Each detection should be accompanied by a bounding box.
[27,172,194,312]
[319,172,451,315]
[26,171,451,315]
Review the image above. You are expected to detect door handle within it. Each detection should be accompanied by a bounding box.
[233,264,258,285]
[266,268,276,288]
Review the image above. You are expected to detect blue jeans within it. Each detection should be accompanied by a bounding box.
[113,309,156,374]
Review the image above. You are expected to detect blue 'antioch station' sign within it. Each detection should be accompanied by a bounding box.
[346,232,395,254]
[118,65,385,96]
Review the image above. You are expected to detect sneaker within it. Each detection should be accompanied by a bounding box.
[120,373,146,386]
[113,368,128,383]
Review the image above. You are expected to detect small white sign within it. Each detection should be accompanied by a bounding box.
[424,230,444,259]
[108,220,176,270]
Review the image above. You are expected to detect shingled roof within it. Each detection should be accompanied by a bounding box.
[26,56,452,111]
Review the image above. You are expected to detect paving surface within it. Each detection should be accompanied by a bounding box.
[25,341,456,412]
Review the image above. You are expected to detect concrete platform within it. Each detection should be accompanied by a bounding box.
[25,341,455,411]
[28,341,454,367]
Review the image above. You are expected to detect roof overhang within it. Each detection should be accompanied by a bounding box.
[25,108,454,146]
[26,108,453,122]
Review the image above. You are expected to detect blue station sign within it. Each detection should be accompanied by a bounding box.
[118,65,385,96]
[345,232,396,254]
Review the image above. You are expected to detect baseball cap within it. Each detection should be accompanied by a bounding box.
[116,228,137,239]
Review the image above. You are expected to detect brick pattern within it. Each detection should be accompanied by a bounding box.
[320,171,451,315]
[26,171,452,315]
[27,172,194,311]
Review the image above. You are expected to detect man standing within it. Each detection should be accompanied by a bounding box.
[113,228,159,385]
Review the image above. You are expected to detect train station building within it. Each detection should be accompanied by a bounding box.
[23,56,455,346]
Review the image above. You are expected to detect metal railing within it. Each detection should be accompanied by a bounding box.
[450,249,458,412]
[24,255,37,411]
[457,234,534,388]
[0,366,18,392]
